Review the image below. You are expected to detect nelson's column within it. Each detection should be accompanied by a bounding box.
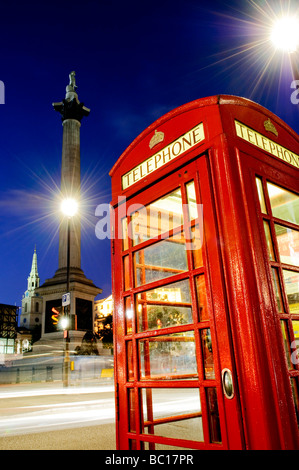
[35,72,101,352]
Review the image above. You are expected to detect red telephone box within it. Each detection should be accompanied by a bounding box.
[110,95,299,450]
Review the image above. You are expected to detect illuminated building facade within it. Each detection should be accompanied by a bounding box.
[94,295,113,334]
[0,304,18,355]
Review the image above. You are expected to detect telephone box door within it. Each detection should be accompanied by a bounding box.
[113,154,244,450]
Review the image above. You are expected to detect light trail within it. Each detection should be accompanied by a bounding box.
[0,388,115,437]
[0,402,115,436]
[0,384,114,399]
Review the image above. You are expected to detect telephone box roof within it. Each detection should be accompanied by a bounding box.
[110,94,299,203]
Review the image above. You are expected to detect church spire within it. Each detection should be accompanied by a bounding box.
[27,246,40,291]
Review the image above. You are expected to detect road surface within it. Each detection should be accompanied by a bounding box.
[0,382,116,450]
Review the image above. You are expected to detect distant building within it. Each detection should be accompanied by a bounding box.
[0,304,19,355]
[20,247,43,331]
[94,295,113,334]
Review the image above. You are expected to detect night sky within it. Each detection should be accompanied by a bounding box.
[0,0,299,307]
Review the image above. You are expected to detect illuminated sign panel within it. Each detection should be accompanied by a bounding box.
[235,120,299,169]
[122,123,205,189]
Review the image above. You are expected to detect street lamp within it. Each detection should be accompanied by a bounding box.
[270,16,299,53]
[61,198,79,218]
[270,15,299,101]
[60,197,78,387]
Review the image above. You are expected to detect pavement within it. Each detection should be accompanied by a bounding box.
[0,380,117,450]
[0,423,116,450]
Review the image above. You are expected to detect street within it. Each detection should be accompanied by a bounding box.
[0,382,116,450]
[0,381,204,450]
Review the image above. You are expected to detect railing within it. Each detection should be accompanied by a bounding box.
[0,355,114,385]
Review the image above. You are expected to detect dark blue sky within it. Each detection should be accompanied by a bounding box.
[0,0,299,306]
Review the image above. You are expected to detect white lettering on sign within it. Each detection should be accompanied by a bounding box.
[122,123,205,189]
[235,120,299,169]
[62,293,70,306]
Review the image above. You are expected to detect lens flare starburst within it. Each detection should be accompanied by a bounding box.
[194,0,299,106]
[0,157,109,276]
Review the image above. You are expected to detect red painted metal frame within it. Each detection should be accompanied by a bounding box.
[113,157,244,450]
[110,95,299,450]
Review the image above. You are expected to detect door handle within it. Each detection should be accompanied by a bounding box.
[222,368,234,399]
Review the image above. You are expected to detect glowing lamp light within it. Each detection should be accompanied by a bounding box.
[271,16,299,53]
[61,198,78,217]
[60,317,69,330]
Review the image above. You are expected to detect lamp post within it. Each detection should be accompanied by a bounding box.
[61,197,78,387]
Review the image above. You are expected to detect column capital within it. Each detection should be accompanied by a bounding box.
[53,98,90,122]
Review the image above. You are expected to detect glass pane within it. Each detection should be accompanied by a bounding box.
[292,320,299,344]
[206,388,222,443]
[141,388,204,442]
[201,329,215,379]
[267,182,299,225]
[128,389,136,432]
[283,270,299,314]
[123,255,130,291]
[290,378,299,425]
[145,442,195,450]
[139,331,198,380]
[134,233,187,287]
[195,275,209,321]
[122,217,129,251]
[190,224,204,268]
[256,177,267,213]
[263,220,275,260]
[127,341,134,381]
[186,181,198,220]
[281,320,293,369]
[136,279,192,332]
[131,188,183,246]
[125,297,133,335]
[291,320,299,367]
[0,338,5,354]
[271,268,284,312]
[275,224,299,267]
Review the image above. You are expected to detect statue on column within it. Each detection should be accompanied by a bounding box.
[69,71,77,91]
[53,71,90,122]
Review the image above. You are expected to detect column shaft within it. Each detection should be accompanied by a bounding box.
[58,119,81,269]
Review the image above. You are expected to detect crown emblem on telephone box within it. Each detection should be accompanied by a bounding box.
[149,129,165,149]
[264,118,278,137]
